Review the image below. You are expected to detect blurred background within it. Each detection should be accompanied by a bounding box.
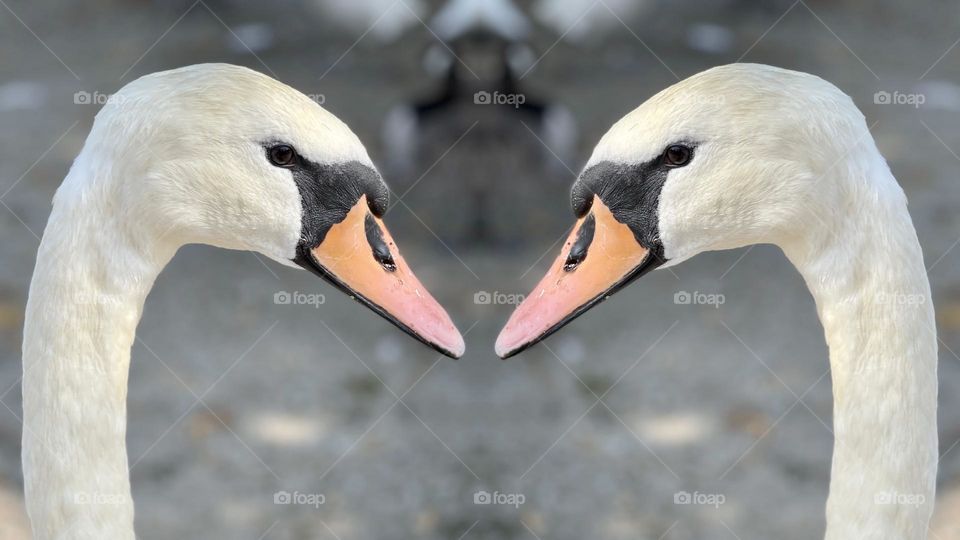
[1,0,960,538]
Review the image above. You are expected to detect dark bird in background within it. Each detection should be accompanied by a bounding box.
[381,0,578,248]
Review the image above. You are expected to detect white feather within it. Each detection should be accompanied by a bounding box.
[21,64,375,539]
[590,63,937,539]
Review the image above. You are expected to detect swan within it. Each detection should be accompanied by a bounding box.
[496,63,937,539]
[21,63,464,540]
[381,0,578,245]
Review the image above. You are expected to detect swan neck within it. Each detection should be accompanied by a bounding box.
[785,166,937,539]
[21,172,169,539]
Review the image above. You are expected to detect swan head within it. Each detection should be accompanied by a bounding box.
[496,63,876,358]
[82,64,464,358]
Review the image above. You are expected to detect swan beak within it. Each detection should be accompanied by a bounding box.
[297,196,465,359]
[496,196,662,358]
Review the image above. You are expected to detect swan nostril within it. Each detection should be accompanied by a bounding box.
[377,253,397,272]
[563,213,596,272]
[372,241,396,271]
[564,252,585,271]
[364,213,397,272]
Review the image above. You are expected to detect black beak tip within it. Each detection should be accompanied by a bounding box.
[441,346,461,360]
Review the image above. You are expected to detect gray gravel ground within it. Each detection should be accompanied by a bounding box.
[1,1,960,539]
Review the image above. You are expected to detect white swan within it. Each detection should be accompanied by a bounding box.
[497,63,937,539]
[21,63,465,540]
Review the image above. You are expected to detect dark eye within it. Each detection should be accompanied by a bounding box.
[664,144,692,167]
[268,144,296,167]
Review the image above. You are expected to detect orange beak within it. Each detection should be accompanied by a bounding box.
[495,196,662,358]
[299,196,465,358]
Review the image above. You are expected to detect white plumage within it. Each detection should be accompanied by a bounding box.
[20,64,379,539]
[589,64,938,539]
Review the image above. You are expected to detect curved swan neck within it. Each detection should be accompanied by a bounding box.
[783,157,937,539]
[22,161,171,540]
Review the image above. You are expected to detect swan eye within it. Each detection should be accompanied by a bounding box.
[664,144,692,167]
[268,144,296,167]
